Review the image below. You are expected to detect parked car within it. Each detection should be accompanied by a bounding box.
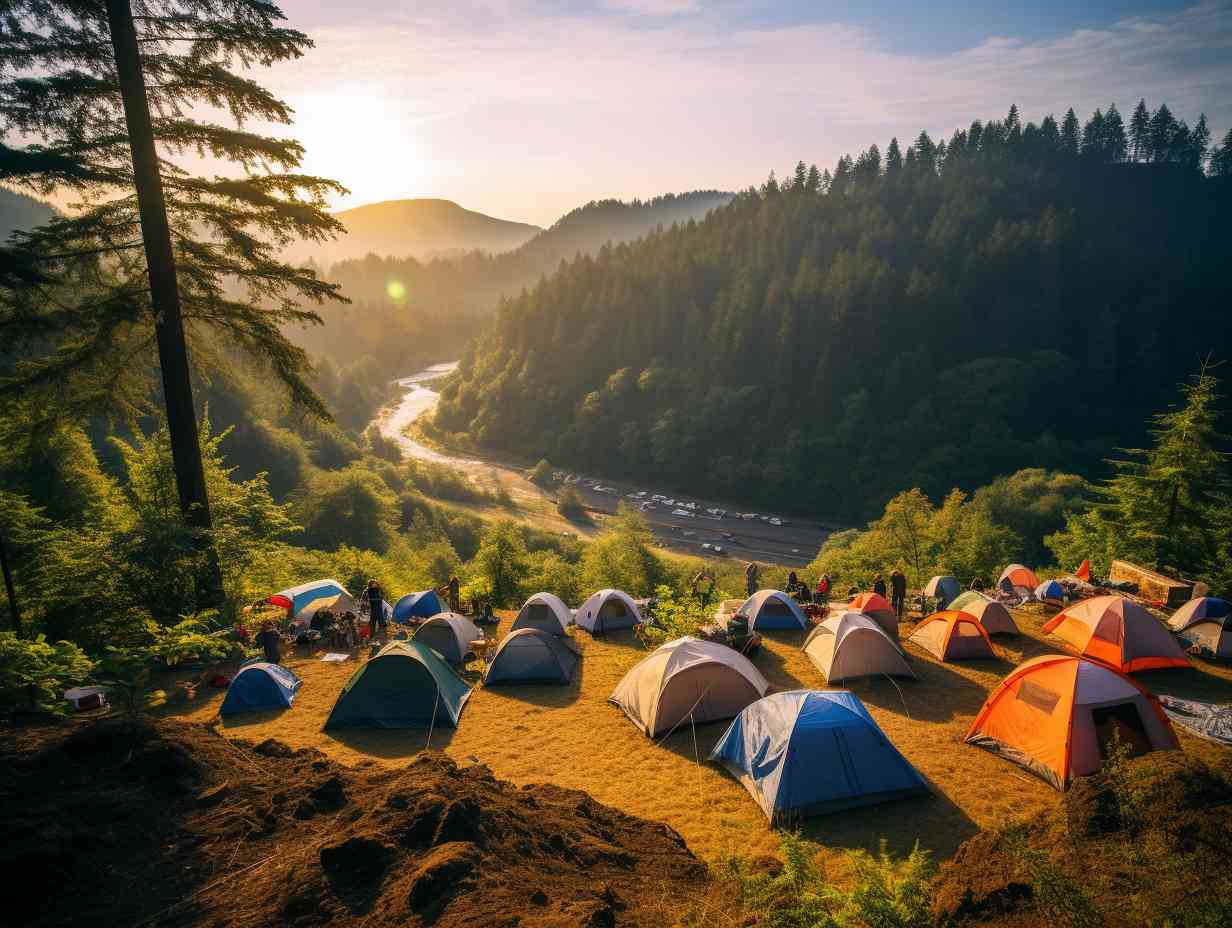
[700,542,712,551]
[672,508,693,517]
[713,545,725,555]
[639,501,657,511]
[769,517,782,526]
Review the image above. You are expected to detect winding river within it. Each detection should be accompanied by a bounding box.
[373,361,487,471]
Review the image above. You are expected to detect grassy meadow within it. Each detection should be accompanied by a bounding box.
[161,603,1232,869]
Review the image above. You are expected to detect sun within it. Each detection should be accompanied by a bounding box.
[289,90,426,208]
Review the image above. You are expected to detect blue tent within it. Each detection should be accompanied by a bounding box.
[220,662,301,716]
[1035,579,1066,604]
[393,590,444,622]
[710,690,928,822]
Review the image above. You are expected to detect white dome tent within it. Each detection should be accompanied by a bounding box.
[609,636,769,738]
[510,592,573,635]
[575,588,642,634]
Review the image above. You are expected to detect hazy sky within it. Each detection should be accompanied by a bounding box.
[264,1,1232,226]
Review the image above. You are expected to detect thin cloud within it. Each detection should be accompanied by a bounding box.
[262,0,1232,224]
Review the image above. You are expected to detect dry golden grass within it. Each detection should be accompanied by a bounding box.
[163,603,1232,868]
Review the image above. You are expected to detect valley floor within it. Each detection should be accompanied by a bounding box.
[161,605,1232,868]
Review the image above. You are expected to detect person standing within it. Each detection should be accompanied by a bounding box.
[255,621,281,664]
[815,574,831,607]
[745,561,760,597]
[872,573,887,598]
[365,579,386,643]
[890,568,907,618]
[447,575,461,613]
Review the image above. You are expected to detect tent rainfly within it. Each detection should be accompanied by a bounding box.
[956,595,1020,636]
[923,575,960,607]
[739,590,809,631]
[484,629,581,684]
[324,641,471,729]
[1043,595,1190,673]
[412,613,483,665]
[1035,579,1066,605]
[908,611,996,661]
[948,590,988,613]
[609,636,769,737]
[999,564,1040,597]
[576,588,642,634]
[393,590,444,622]
[510,592,573,635]
[802,612,915,683]
[1168,597,1230,633]
[711,690,929,822]
[267,579,347,617]
[847,592,898,638]
[965,655,1178,790]
[1177,622,1232,660]
[220,663,301,716]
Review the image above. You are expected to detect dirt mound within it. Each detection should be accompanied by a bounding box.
[1,717,705,928]
[931,750,1232,926]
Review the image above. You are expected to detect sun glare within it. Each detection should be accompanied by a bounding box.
[385,279,407,301]
[291,91,426,208]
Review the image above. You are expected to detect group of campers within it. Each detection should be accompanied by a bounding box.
[253,573,483,667]
[740,563,911,617]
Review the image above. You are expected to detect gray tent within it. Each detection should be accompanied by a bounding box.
[484,628,581,684]
[803,612,915,683]
[510,592,572,635]
[412,613,483,664]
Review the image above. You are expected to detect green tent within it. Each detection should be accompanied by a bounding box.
[948,590,992,613]
[324,640,472,730]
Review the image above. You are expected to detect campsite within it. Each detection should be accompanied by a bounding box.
[149,593,1232,865]
[3,1,1232,926]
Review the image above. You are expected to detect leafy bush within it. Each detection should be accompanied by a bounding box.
[0,632,94,716]
[143,617,234,668]
[642,584,713,645]
[722,832,935,928]
[527,458,553,486]
[557,484,587,520]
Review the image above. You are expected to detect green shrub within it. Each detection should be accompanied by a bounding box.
[0,632,94,716]
[527,458,553,486]
[557,484,586,520]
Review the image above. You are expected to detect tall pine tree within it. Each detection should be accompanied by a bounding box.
[0,0,346,604]
[1129,99,1151,162]
[1060,108,1081,157]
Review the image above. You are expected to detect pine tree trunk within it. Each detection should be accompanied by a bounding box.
[0,527,21,635]
[105,0,223,606]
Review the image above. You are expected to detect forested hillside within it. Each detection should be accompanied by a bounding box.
[295,191,733,373]
[434,103,1232,520]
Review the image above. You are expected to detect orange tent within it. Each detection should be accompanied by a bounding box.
[998,563,1039,592]
[907,611,995,661]
[1043,595,1190,673]
[847,592,898,637]
[1075,559,1091,581]
[965,655,1178,790]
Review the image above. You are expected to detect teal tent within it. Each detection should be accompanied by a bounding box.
[324,640,471,729]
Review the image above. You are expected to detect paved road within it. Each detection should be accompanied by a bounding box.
[375,363,834,567]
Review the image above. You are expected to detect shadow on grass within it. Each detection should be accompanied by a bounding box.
[858,650,999,722]
[748,632,812,692]
[218,707,291,729]
[477,652,586,707]
[325,718,459,759]
[797,779,981,860]
[659,722,983,861]
[1140,663,1232,702]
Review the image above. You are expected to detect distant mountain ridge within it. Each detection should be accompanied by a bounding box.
[316,198,541,264]
[0,187,57,241]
